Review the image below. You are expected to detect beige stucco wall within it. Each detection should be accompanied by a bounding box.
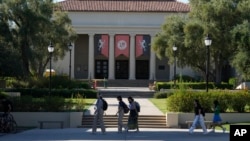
[12,112,83,129]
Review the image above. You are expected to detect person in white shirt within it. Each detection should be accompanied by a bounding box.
[92,93,106,134]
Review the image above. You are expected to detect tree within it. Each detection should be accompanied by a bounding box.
[231,20,250,80]
[0,0,77,78]
[152,0,250,83]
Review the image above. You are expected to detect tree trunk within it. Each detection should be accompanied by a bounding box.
[20,41,30,78]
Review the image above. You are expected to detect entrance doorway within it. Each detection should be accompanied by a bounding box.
[115,60,129,79]
[136,60,149,79]
[95,60,108,79]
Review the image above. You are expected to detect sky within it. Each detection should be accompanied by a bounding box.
[177,0,189,3]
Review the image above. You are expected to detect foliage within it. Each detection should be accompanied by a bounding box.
[153,91,174,99]
[166,90,250,113]
[3,88,97,98]
[228,77,238,88]
[156,82,233,90]
[0,0,77,78]
[152,0,250,83]
[3,74,92,89]
[8,96,88,112]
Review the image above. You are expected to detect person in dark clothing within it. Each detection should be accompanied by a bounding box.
[189,99,208,135]
[116,96,127,133]
[127,96,139,132]
[1,98,13,114]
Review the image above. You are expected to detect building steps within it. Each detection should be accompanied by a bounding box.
[79,115,167,128]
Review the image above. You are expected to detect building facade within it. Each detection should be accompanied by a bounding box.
[54,0,193,80]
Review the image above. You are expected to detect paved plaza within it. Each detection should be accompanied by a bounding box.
[0,128,229,141]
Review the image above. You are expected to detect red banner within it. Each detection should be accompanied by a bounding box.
[94,34,109,58]
[136,35,151,57]
[115,35,130,58]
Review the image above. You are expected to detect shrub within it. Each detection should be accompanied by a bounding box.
[153,91,173,98]
[166,90,250,113]
[227,91,250,112]
[10,96,87,112]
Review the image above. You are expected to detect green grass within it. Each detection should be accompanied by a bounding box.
[149,98,167,113]
[220,122,250,131]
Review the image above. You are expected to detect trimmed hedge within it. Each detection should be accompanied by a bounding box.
[2,88,97,98]
[166,90,250,113]
[156,82,233,91]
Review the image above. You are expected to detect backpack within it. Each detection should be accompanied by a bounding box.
[135,101,140,112]
[121,101,129,114]
[102,99,108,111]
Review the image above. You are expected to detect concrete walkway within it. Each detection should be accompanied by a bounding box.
[84,87,163,115]
[0,128,229,141]
[84,97,164,115]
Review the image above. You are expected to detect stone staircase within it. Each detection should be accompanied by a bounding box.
[79,115,167,128]
[80,80,167,129]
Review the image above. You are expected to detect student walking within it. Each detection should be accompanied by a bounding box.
[92,94,106,134]
[189,99,208,135]
[116,96,128,133]
[127,96,139,132]
[211,100,226,133]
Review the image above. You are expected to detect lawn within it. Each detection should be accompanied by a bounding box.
[221,122,250,131]
[149,98,167,113]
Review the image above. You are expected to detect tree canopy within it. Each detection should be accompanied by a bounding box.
[0,0,77,78]
[152,0,250,83]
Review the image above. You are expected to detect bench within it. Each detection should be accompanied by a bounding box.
[38,121,64,129]
[186,120,213,129]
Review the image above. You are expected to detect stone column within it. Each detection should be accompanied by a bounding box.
[129,34,136,80]
[149,34,156,80]
[108,34,115,80]
[88,33,94,79]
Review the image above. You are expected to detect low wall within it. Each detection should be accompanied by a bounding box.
[12,112,83,129]
[166,112,250,128]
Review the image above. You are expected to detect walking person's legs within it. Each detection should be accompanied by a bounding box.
[92,114,98,134]
[99,110,106,134]
[189,115,199,134]
[118,114,123,132]
[199,116,208,134]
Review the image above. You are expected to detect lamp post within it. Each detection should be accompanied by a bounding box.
[48,42,54,95]
[173,45,177,88]
[68,42,73,79]
[204,34,212,92]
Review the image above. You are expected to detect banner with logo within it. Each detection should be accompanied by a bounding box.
[135,35,151,57]
[115,35,130,58]
[94,34,109,58]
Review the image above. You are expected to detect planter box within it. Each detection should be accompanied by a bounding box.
[166,112,250,128]
[12,112,83,129]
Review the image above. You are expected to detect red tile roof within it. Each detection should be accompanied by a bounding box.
[58,0,190,12]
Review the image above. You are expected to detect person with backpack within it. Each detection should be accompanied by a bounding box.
[189,99,208,135]
[116,96,129,133]
[92,93,106,134]
[126,96,139,132]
